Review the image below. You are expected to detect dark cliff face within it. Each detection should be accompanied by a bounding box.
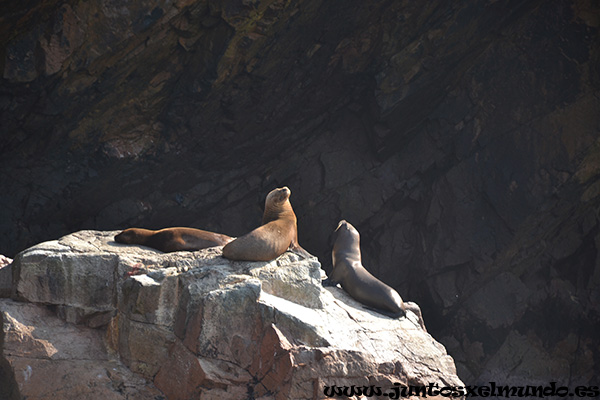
[1,0,599,384]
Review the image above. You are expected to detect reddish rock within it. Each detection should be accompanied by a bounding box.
[0,299,162,399]
[2,230,463,399]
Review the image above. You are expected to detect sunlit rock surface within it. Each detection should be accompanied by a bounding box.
[1,230,462,399]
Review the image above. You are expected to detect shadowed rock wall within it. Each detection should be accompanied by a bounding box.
[1,0,599,384]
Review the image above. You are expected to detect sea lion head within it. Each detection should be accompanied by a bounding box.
[114,228,147,244]
[262,186,294,224]
[265,186,291,207]
[332,220,361,264]
[333,220,360,243]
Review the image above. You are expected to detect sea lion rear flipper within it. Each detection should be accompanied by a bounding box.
[404,302,427,332]
[288,242,315,259]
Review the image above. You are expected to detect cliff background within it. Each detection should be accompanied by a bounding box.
[1,0,599,385]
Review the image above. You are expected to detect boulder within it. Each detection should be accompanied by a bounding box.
[1,230,464,399]
[0,255,12,298]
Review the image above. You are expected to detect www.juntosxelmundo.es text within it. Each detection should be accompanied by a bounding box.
[323,382,600,398]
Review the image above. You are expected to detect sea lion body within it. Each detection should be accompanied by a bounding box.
[222,186,309,262]
[326,220,425,329]
[115,227,233,253]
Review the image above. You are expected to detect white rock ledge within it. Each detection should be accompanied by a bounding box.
[1,230,464,399]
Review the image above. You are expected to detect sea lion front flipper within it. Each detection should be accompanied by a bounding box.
[321,277,338,287]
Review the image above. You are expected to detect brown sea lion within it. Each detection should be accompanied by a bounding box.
[114,227,233,253]
[222,186,312,262]
[324,220,425,330]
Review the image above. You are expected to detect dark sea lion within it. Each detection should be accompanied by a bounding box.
[222,186,312,262]
[324,220,425,330]
[114,227,233,253]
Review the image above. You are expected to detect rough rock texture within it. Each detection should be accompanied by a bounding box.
[1,0,599,385]
[1,230,462,399]
[0,299,164,400]
[0,256,12,298]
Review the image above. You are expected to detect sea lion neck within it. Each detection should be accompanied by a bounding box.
[262,202,296,225]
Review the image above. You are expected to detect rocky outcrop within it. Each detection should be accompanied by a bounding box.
[1,231,462,399]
